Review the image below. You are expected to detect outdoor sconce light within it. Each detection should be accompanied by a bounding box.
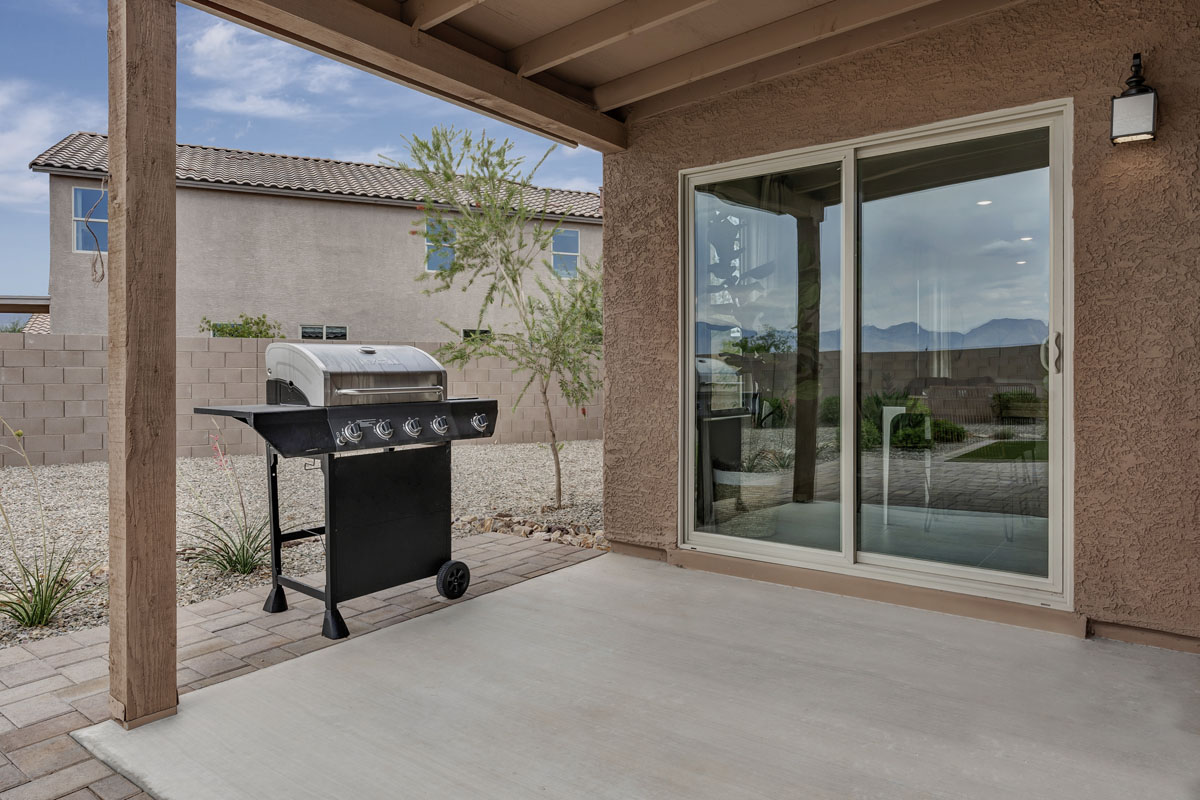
[1111,53,1157,144]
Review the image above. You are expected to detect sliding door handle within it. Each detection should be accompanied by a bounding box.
[1053,332,1063,374]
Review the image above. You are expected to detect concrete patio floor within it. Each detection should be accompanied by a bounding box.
[76,555,1199,800]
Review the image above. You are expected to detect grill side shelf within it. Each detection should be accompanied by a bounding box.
[194,404,333,457]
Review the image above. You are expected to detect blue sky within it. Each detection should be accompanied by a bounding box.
[0,0,602,298]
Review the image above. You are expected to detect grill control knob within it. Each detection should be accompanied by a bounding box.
[403,418,423,438]
[430,416,449,435]
[470,413,489,433]
[374,420,394,439]
[342,422,363,443]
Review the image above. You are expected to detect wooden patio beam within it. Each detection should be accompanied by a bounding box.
[507,0,718,78]
[183,0,627,153]
[402,0,485,31]
[593,0,946,111]
[625,0,1024,121]
[107,0,178,729]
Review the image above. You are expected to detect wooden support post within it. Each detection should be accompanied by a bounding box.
[107,0,178,729]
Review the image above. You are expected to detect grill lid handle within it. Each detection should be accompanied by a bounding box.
[334,385,445,400]
[357,345,377,354]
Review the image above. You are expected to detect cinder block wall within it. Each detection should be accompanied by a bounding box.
[0,334,602,466]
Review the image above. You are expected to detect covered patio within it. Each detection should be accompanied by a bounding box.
[77,0,1199,796]
[76,554,1199,799]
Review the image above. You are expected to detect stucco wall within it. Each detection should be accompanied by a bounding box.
[602,0,1200,636]
[47,176,602,340]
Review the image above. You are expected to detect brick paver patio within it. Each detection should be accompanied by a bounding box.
[0,532,602,799]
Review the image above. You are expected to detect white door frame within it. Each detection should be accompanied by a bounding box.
[678,99,1075,611]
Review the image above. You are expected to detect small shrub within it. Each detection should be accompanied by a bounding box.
[182,432,270,574]
[818,395,840,427]
[892,425,932,449]
[931,418,967,443]
[0,319,25,333]
[860,391,910,432]
[993,427,1016,440]
[199,313,284,339]
[860,418,882,450]
[742,448,796,472]
[0,419,99,627]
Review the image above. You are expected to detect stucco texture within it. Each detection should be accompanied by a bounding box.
[48,176,602,341]
[601,0,1200,636]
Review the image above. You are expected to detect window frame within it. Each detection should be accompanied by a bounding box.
[71,186,109,255]
[677,99,1075,611]
[299,324,349,340]
[424,221,455,272]
[551,228,580,278]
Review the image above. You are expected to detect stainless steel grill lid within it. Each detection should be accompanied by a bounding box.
[265,342,447,407]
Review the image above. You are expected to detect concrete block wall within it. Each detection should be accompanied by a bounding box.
[0,334,602,467]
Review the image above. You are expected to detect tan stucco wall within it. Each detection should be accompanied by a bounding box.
[47,176,602,340]
[601,0,1200,636]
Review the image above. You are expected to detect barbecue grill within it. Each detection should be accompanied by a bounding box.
[196,342,497,639]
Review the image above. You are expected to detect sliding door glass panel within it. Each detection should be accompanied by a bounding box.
[856,128,1051,577]
[693,161,842,549]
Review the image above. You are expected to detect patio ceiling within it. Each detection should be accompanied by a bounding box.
[180,0,1027,153]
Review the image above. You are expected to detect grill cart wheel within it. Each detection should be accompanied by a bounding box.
[437,560,470,599]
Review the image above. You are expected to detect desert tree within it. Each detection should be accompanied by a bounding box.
[388,128,602,509]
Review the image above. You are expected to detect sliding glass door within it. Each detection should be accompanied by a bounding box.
[691,160,844,551]
[856,129,1052,579]
[683,103,1069,605]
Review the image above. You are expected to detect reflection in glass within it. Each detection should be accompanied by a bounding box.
[856,128,1051,577]
[693,162,842,549]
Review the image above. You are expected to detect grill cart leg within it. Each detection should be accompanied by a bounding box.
[263,448,288,614]
[321,453,350,640]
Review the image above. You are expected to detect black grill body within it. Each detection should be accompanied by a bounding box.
[195,344,497,639]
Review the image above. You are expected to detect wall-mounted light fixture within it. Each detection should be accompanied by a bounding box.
[1111,53,1157,144]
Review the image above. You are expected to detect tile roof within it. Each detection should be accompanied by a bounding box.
[21,313,51,334]
[30,132,602,220]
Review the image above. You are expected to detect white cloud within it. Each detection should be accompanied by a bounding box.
[0,79,104,212]
[179,16,354,121]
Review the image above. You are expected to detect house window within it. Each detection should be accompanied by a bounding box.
[425,221,454,271]
[301,325,348,340]
[551,229,579,277]
[72,187,108,253]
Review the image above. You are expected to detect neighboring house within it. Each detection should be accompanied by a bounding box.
[20,313,51,334]
[28,132,602,339]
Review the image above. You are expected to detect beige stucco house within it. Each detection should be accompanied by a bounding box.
[29,132,602,340]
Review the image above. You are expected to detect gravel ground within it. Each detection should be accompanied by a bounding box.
[0,440,601,645]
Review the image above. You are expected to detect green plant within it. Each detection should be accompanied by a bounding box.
[860,391,912,432]
[992,427,1016,440]
[860,418,882,449]
[891,425,932,449]
[397,127,602,509]
[199,313,284,339]
[181,431,270,574]
[931,418,967,443]
[743,448,796,472]
[818,395,840,427]
[0,319,25,333]
[0,418,99,627]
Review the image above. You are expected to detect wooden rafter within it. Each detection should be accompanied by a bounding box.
[593,0,946,111]
[507,0,718,78]
[182,0,625,152]
[402,0,485,30]
[626,0,1025,120]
